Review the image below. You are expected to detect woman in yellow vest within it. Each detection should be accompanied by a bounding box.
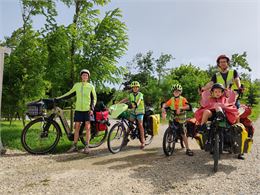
[56,69,97,154]
[118,81,145,149]
[162,84,193,156]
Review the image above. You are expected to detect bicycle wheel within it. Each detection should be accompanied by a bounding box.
[139,130,153,145]
[163,127,176,156]
[107,122,126,154]
[80,125,108,148]
[213,133,220,172]
[21,117,61,154]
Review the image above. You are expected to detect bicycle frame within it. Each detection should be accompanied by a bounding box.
[42,106,72,136]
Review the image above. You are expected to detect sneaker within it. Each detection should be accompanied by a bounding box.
[237,154,245,160]
[140,143,145,150]
[0,148,7,155]
[82,146,90,154]
[67,144,78,153]
[186,149,194,156]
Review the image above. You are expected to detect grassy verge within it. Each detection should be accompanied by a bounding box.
[249,100,260,121]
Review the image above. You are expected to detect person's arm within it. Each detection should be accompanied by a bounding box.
[201,74,216,91]
[161,99,171,119]
[118,98,128,104]
[56,84,76,100]
[135,93,143,107]
[234,70,241,89]
[201,81,214,91]
[90,85,97,111]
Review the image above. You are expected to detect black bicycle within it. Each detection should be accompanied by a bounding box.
[162,105,193,156]
[107,104,154,154]
[21,99,109,154]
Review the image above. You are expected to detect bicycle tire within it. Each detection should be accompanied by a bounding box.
[107,122,126,154]
[213,133,220,172]
[21,117,61,154]
[139,129,153,146]
[163,127,176,156]
[80,127,108,148]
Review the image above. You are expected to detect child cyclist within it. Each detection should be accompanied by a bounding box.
[118,81,146,149]
[161,84,194,156]
[56,69,97,154]
[195,83,239,131]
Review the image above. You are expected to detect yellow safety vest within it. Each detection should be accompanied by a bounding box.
[216,70,238,90]
[169,96,186,123]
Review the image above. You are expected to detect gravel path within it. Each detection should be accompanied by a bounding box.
[0,118,259,194]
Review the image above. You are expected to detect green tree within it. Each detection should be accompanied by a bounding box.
[230,52,251,72]
[163,64,210,103]
[155,53,173,85]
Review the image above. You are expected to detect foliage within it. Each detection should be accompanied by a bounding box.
[1,0,128,121]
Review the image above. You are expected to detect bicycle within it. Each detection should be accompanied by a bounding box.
[162,105,192,156]
[21,99,109,154]
[196,88,253,172]
[107,103,154,154]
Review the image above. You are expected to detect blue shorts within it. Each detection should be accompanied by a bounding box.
[129,113,144,121]
[74,111,90,122]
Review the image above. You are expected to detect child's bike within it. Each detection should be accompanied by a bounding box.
[162,106,193,156]
[21,99,110,154]
[107,103,154,154]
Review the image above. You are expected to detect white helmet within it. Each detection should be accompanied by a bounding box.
[80,69,90,76]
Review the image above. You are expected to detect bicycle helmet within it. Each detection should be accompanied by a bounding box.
[80,69,90,76]
[172,84,182,92]
[130,81,140,88]
[216,55,230,64]
[211,83,225,92]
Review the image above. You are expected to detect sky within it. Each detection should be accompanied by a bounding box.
[0,0,259,80]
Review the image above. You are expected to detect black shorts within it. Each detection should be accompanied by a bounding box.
[74,111,90,122]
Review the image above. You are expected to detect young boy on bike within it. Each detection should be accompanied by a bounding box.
[161,84,193,156]
[56,69,97,154]
[118,81,146,149]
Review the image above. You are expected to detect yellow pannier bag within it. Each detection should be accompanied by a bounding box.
[149,114,160,136]
[243,138,253,153]
[195,133,204,149]
[233,123,253,153]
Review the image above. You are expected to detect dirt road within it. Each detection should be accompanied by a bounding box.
[0,119,259,194]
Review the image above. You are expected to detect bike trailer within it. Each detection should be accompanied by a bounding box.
[149,114,160,136]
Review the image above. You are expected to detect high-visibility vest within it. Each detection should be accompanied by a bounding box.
[169,96,186,123]
[129,92,145,114]
[216,70,238,90]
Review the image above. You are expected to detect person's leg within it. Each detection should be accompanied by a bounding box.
[138,120,145,148]
[180,123,193,156]
[136,114,145,148]
[73,122,80,143]
[83,112,91,154]
[67,121,80,153]
[85,121,91,145]
[201,109,212,125]
[122,116,134,147]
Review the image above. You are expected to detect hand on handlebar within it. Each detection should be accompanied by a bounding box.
[89,110,93,116]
